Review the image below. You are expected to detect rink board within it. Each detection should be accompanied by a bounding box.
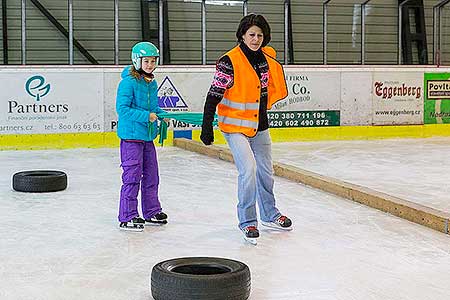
[1,66,450,149]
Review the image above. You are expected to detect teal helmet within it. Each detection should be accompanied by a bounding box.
[131,41,160,70]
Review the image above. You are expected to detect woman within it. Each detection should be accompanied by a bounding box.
[201,14,292,244]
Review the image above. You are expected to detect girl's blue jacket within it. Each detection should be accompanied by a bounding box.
[116,66,165,141]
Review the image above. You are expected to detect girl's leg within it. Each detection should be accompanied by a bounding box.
[223,132,258,230]
[118,140,144,222]
[141,141,162,219]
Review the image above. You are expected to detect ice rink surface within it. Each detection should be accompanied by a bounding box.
[272,137,450,213]
[1,138,450,300]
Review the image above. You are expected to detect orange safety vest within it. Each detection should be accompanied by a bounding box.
[217,45,288,137]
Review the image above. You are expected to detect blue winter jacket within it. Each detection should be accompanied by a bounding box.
[116,66,165,141]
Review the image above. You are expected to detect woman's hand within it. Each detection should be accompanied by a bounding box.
[200,122,214,145]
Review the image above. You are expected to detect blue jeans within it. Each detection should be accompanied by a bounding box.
[223,130,281,230]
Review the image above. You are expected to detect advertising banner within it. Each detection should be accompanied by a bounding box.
[0,70,104,135]
[3,67,450,139]
[424,73,450,124]
[156,72,212,131]
[372,72,423,125]
[270,70,341,127]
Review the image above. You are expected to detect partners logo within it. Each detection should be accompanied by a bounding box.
[7,75,69,115]
[25,75,51,101]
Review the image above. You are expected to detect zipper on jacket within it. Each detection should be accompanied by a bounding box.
[147,82,152,139]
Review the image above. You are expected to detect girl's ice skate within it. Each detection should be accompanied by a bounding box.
[145,212,168,226]
[119,217,145,232]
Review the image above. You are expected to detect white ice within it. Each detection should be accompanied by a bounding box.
[272,137,450,213]
[1,142,450,300]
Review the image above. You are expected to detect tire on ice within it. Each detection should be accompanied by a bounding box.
[12,170,68,193]
[151,257,251,300]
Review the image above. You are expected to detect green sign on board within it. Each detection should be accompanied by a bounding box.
[424,73,450,124]
[268,110,340,128]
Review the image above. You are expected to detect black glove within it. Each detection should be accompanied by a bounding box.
[200,122,214,145]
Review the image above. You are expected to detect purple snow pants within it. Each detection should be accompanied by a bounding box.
[118,140,162,222]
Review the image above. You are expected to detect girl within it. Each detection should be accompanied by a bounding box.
[116,41,168,231]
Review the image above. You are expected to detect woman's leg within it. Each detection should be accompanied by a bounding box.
[223,132,258,230]
[249,130,281,223]
[118,140,144,222]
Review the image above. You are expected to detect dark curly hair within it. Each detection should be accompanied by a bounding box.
[235,14,271,47]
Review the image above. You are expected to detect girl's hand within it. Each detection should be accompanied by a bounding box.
[149,113,158,122]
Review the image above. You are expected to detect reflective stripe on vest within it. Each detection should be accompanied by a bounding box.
[218,115,258,129]
[221,97,260,111]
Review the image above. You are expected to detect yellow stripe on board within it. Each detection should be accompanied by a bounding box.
[193,124,450,143]
[1,124,449,150]
[0,132,117,150]
[268,124,450,142]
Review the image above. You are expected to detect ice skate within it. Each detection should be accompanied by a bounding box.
[242,226,259,245]
[145,212,168,226]
[261,215,293,231]
[119,217,145,232]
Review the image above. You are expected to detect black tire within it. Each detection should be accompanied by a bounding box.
[151,257,251,300]
[12,170,67,193]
